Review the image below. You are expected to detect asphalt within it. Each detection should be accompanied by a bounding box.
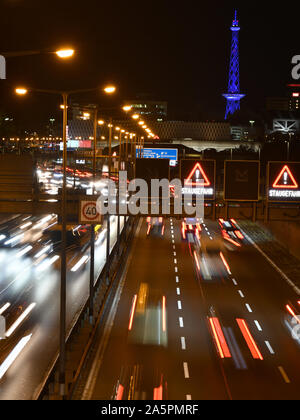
[78,218,300,400]
[0,215,122,400]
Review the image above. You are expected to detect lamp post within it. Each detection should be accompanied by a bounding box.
[1,47,75,59]
[15,84,116,397]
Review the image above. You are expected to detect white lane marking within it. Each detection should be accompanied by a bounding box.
[238,290,245,298]
[172,240,175,244]
[236,223,300,296]
[265,341,275,355]
[175,267,178,273]
[174,252,177,256]
[246,304,253,313]
[179,317,184,328]
[176,287,181,296]
[254,321,263,332]
[186,395,192,400]
[232,278,238,286]
[181,337,186,350]
[177,301,182,310]
[174,259,177,264]
[278,366,291,384]
[175,276,179,283]
[183,362,190,379]
[173,245,176,250]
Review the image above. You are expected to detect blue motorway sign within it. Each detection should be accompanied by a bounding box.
[136,148,178,166]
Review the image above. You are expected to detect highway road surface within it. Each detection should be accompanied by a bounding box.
[75,217,300,400]
[0,214,123,400]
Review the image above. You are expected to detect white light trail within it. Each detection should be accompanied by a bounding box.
[5,303,36,338]
[0,334,32,379]
[71,255,89,272]
[16,246,33,258]
[34,245,51,259]
[20,222,33,230]
[0,303,10,316]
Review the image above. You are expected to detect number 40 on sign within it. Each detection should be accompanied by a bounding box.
[80,200,102,224]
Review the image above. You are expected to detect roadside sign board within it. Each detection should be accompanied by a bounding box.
[136,158,170,183]
[224,160,260,201]
[268,162,300,202]
[79,200,102,224]
[136,148,178,167]
[180,159,216,200]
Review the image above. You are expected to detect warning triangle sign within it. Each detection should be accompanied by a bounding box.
[273,165,298,189]
[185,163,211,187]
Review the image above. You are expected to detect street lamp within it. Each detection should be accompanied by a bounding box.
[55,49,75,59]
[15,83,117,397]
[104,86,116,94]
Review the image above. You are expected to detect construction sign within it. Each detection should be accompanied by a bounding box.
[180,160,216,199]
[268,162,300,202]
[224,161,260,201]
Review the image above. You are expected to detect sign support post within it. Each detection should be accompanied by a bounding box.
[89,226,95,324]
[106,215,110,285]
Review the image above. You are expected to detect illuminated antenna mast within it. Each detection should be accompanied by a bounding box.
[223,10,245,119]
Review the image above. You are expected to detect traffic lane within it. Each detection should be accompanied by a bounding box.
[167,218,229,400]
[0,217,120,400]
[88,218,183,400]
[223,242,300,399]
[200,221,300,399]
[88,217,219,400]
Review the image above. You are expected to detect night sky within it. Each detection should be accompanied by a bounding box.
[1,0,300,129]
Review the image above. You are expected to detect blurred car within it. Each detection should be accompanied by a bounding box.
[114,365,167,400]
[181,218,201,241]
[128,283,167,347]
[196,237,229,281]
[146,217,165,237]
[284,302,300,345]
[114,283,168,400]
[219,219,244,248]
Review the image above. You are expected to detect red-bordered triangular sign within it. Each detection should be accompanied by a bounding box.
[273,165,298,189]
[185,163,211,187]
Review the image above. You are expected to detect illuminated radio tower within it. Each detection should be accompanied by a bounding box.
[223,10,245,120]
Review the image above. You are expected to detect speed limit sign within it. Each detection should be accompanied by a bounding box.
[80,200,102,224]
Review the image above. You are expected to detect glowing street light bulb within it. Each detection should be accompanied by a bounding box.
[15,88,28,95]
[98,120,105,125]
[55,49,75,58]
[104,86,116,94]
[132,114,140,120]
[123,105,132,112]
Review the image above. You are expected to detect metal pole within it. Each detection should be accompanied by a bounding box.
[89,225,95,322]
[119,131,122,164]
[125,135,128,161]
[59,92,68,397]
[93,108,98,181]
[117,131,121,256]
[88,108,98,323]
[108,118,113,176]
[106,215,110,284]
